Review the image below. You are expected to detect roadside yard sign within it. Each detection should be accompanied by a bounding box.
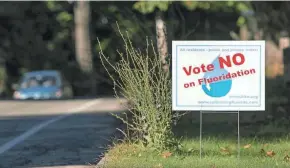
[172,41,265,111]
[172,40,266,159]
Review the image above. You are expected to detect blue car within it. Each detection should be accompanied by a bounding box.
[13,70,74,100]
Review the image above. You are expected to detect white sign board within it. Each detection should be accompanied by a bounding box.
[172,41,265,111]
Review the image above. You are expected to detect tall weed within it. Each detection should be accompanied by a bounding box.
[98,26,180,151]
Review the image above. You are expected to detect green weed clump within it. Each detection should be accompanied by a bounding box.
[98,27,180,151]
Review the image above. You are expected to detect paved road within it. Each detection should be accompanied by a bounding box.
[0,98,126,168]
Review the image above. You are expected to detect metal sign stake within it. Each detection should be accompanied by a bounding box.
[200,110,202,160]
[237,110,240,160]
[199,111,241,161]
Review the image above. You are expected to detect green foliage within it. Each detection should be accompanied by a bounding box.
[0,1,257,96]
[182,1,253,27]
[98,26,181,151]
[56,11,72,23]
[0,67,6,91]
[0,67,6,80]
[46,0,63,11]
[133,1,172,14]
[133,1,252,27]
[46,1,73,28]
[181,1,252,13]
[105,135,290,168]
[235,2,251,12]
[95,38,111,53]
[237,16,246,27]
[131,1,250,13]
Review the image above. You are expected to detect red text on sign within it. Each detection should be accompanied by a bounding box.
[182,53,245,76]
[182,64,214,76]
[219,53,245,69]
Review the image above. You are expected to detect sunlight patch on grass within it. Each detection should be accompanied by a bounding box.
[101,137,290,168]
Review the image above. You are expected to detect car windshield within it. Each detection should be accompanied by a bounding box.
[20,75,57,89]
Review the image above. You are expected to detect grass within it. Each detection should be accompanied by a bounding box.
[101,137,290,168]
[99,113,290,168]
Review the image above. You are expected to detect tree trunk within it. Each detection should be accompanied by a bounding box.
[239,25,249,40]
[74,1,96,95]
[204,17,210,40]
[155,10,168,72]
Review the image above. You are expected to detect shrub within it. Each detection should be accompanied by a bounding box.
[98,27,180,151]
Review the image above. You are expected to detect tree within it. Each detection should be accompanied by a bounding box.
[0,1,73,95]
[155,10,168,71]
[132,1,252,72]
[74,1,96,95]
[133,1,172,72]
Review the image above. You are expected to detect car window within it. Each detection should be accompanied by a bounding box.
[21,75,58,88]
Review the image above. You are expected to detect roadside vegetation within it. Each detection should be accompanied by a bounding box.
[102,125,290,168]
[99,26,182,151]
[98,26,290,167]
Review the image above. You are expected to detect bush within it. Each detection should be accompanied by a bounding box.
[98,27,180,151]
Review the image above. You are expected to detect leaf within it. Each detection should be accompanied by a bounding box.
[263,144,269,147]
[187,148,195,152]
[133,1,151,14]
[220,147,231,155]
[227,1,235,7]
[236,16,246,27]
[156,2,171,12]
[161,151,172,158]
[260,148,266,155]
[243,144,251,149]
[284,155,290,162]
[220,147,226,151]
[57,12,72,22]
[235,2,251,13]
[46,1,62,11]
[133,1,170,14]
[266,150,275,157]
[56,11,72,27]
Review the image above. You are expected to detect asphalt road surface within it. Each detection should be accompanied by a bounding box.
[0,98,126,168]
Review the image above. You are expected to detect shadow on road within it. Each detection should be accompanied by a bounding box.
[0,104,125,168]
